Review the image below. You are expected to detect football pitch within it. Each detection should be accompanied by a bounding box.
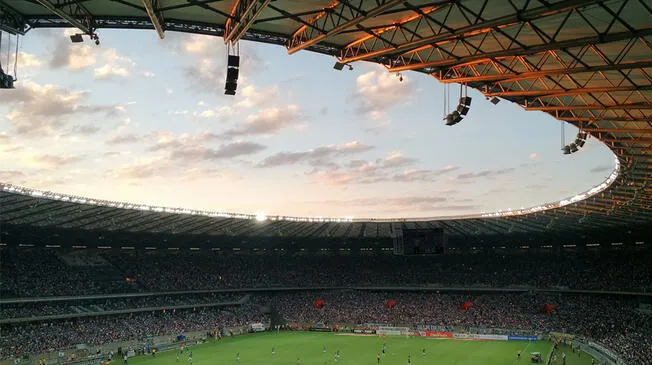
[130,332,596,365]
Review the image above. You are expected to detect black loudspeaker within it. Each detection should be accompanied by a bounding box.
[227,55,240,68]
[227,67,239,81]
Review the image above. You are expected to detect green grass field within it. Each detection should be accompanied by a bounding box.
[129,332,596,365]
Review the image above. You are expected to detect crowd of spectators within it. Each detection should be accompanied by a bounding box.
[1,248,651,297]
[0,303,263,360]
[259,291,651,364]
[1,247,650,364]
[0,291,649,364]
[0,293,243,320]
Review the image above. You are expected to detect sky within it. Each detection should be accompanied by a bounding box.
[0,28,616,219]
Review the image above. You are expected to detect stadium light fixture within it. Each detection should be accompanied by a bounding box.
[255,213,267,222]
[562,130,589,155]
[333,62,353,71]
[70,34,83,43]
[444,85,472,126]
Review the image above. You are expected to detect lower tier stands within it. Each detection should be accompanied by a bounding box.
[1,291,650,364]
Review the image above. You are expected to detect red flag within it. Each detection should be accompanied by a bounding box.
[314,299,325,309]
[386,300,397,309]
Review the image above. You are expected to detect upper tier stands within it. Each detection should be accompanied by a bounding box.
[1,248,651,297]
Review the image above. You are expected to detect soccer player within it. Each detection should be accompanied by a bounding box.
[176,352,180,362]
[297,358,301,365]
[517,350,521,360]
[188,353,192,365]
[334,350,341,362]
[323,345,327,353]
[377,353,381,364]
[272,347,276,355]
[422,348,426,357]
[236,352,240,362]
[407,354,412,365]
[382,343,387,355]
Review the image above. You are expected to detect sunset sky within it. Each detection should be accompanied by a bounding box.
[0,28,616,219]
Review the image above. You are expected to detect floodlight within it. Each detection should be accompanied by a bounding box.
[459,96,472,106]
[445,111,463,126]
[563,146,571,155]
[333,62,344,70]
[576,139,585,147]
[70,34,84,43]
[490,97,500,105]
[569,143,578,153]
[456,104,470,115]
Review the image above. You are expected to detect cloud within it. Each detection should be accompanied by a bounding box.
[236,85,279,108]
[354,68,415,119]
[107,141,265,180]
[140,131,265,164]
[456,168,515,180]
[106,133,142,145]
[182,167,240,182]
[49,40,97,70]
[17,52,42,68]
[61,124,101,137]
[48,36,134,78]
[94,49,136,80]
[0,81,122,137]
[590,165,613,173]
[34,154,85,167]
[306,153,455,186]
[146,131,221,152]
[258,141,374,168]
[223,105,303,137]
[168,141,266,162]
[0,170,25,182]
[192,106,236,120]
[94,63,130,79]
[108,158,172,180]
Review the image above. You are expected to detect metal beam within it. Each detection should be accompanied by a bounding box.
[33,0,94,34]
[0,1,28,34]
[338,0,602,64]
[525,103,652,111]
[388,29,652,72]
[141,0,165,39]
[484,85,652,98]
[585,128,652,134]
[287,0,404,55]
[436,61,652,84]
[224,0,271,44]
[560,117,651,122]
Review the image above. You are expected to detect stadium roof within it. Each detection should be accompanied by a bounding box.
[0,0,650,240]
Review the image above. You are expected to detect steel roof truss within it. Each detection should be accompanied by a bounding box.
[224,0,271,44]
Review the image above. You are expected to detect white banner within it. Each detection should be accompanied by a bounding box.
[250,323,265,332]
[453,333,508,341]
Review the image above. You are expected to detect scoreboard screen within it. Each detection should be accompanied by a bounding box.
[402,228,446,255]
